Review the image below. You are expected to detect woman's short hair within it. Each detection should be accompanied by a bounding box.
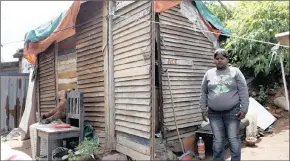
[214,48,229,58]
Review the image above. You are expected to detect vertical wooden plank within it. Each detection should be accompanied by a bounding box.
[150,1,156,160]
[66,97,70,124]
[79,92,84,142]
[55,42,59,105]
[108,0,116,150]
[36,61,40,122]
[102,1,113,151]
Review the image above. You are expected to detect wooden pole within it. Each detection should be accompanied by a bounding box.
[166,70,185,153]
[151,1,156,160]
[0,47,2,117]
[108,0,115,150]
[279,53,289,110]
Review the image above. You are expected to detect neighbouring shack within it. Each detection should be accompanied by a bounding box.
[111,0,229,159]
[0,73,29,133]
[24,0,229,160]
[35,1,108,151]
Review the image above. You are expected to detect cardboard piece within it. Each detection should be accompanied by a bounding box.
[246,97,276,130]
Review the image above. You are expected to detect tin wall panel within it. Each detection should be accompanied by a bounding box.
[159,5,216,140]
[1,76,29,132]
[113,1,153,160]
[75,1,106,144]
[38,44,57,115]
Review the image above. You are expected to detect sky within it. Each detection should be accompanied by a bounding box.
[1,1,74,62]
[1,1,236,63]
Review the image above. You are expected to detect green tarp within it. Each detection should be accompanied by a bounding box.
[24,11,67,43]
[195,1,231,35]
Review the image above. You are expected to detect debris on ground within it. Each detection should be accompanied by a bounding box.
[1,128,24,142]
[264,125,274,134]
[102,152,127,161]
[247,97,276,130]
[155,141,178,160]
[155,131,161,138]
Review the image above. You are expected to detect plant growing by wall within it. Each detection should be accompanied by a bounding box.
[68,138,99,161]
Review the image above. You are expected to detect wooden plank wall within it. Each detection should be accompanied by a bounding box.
[75,1,106,145]
[159,6,216,141]
[113,1,153,160]
[57,36,77,91]
[38,44,57,115]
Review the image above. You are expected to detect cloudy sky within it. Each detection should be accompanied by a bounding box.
[1,1,74,62]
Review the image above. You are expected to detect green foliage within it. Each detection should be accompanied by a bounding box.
[68,138,99,161]
[206,2,233,22]
[206,1,290,79]
[256,85,269,105]
[273,82,280,92]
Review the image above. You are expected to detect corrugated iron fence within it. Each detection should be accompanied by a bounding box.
[0,73,29,133]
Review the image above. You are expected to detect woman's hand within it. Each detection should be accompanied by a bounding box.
[237,111,246,120]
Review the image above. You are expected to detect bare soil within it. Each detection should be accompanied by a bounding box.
[2,113,289,160]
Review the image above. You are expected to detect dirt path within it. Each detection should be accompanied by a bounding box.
[238,129,289,160]
[227,116,289,160]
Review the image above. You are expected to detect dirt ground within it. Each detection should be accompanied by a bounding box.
[228,114,289,160]
[2,113,289,160]
[2,138,32,157]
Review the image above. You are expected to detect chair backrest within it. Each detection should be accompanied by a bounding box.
[66,90,84,126]
[66,90,84,142]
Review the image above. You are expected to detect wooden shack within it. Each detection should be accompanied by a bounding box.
[33,0,226,159]
[111,1,222,158]
[36,1,109,151]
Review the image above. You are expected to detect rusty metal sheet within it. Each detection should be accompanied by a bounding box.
[1,75,29,132]
[38,44,57,115]
[159,5,215,139]
[76,1,106,144]
[113,1,153,160]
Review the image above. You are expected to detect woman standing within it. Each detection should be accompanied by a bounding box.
[200,48,249,161]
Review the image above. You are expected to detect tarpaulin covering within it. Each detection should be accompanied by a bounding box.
[155,1,182,13]
[25,12,66,44]
[24,0,229,64]
[194,1,231,35]
[24,1,82,64]
[154,0,230,36]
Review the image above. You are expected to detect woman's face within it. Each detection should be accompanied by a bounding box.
[214,54,228,69]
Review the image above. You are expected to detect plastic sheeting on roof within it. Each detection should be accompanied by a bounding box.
[154,0,230,36]
[25,12,66,44]
[155,1,182,13]
[180,0,219,48]
[23,1,82,64]
[194,1,231,35]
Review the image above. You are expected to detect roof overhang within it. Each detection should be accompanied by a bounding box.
[275,31,289,46]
